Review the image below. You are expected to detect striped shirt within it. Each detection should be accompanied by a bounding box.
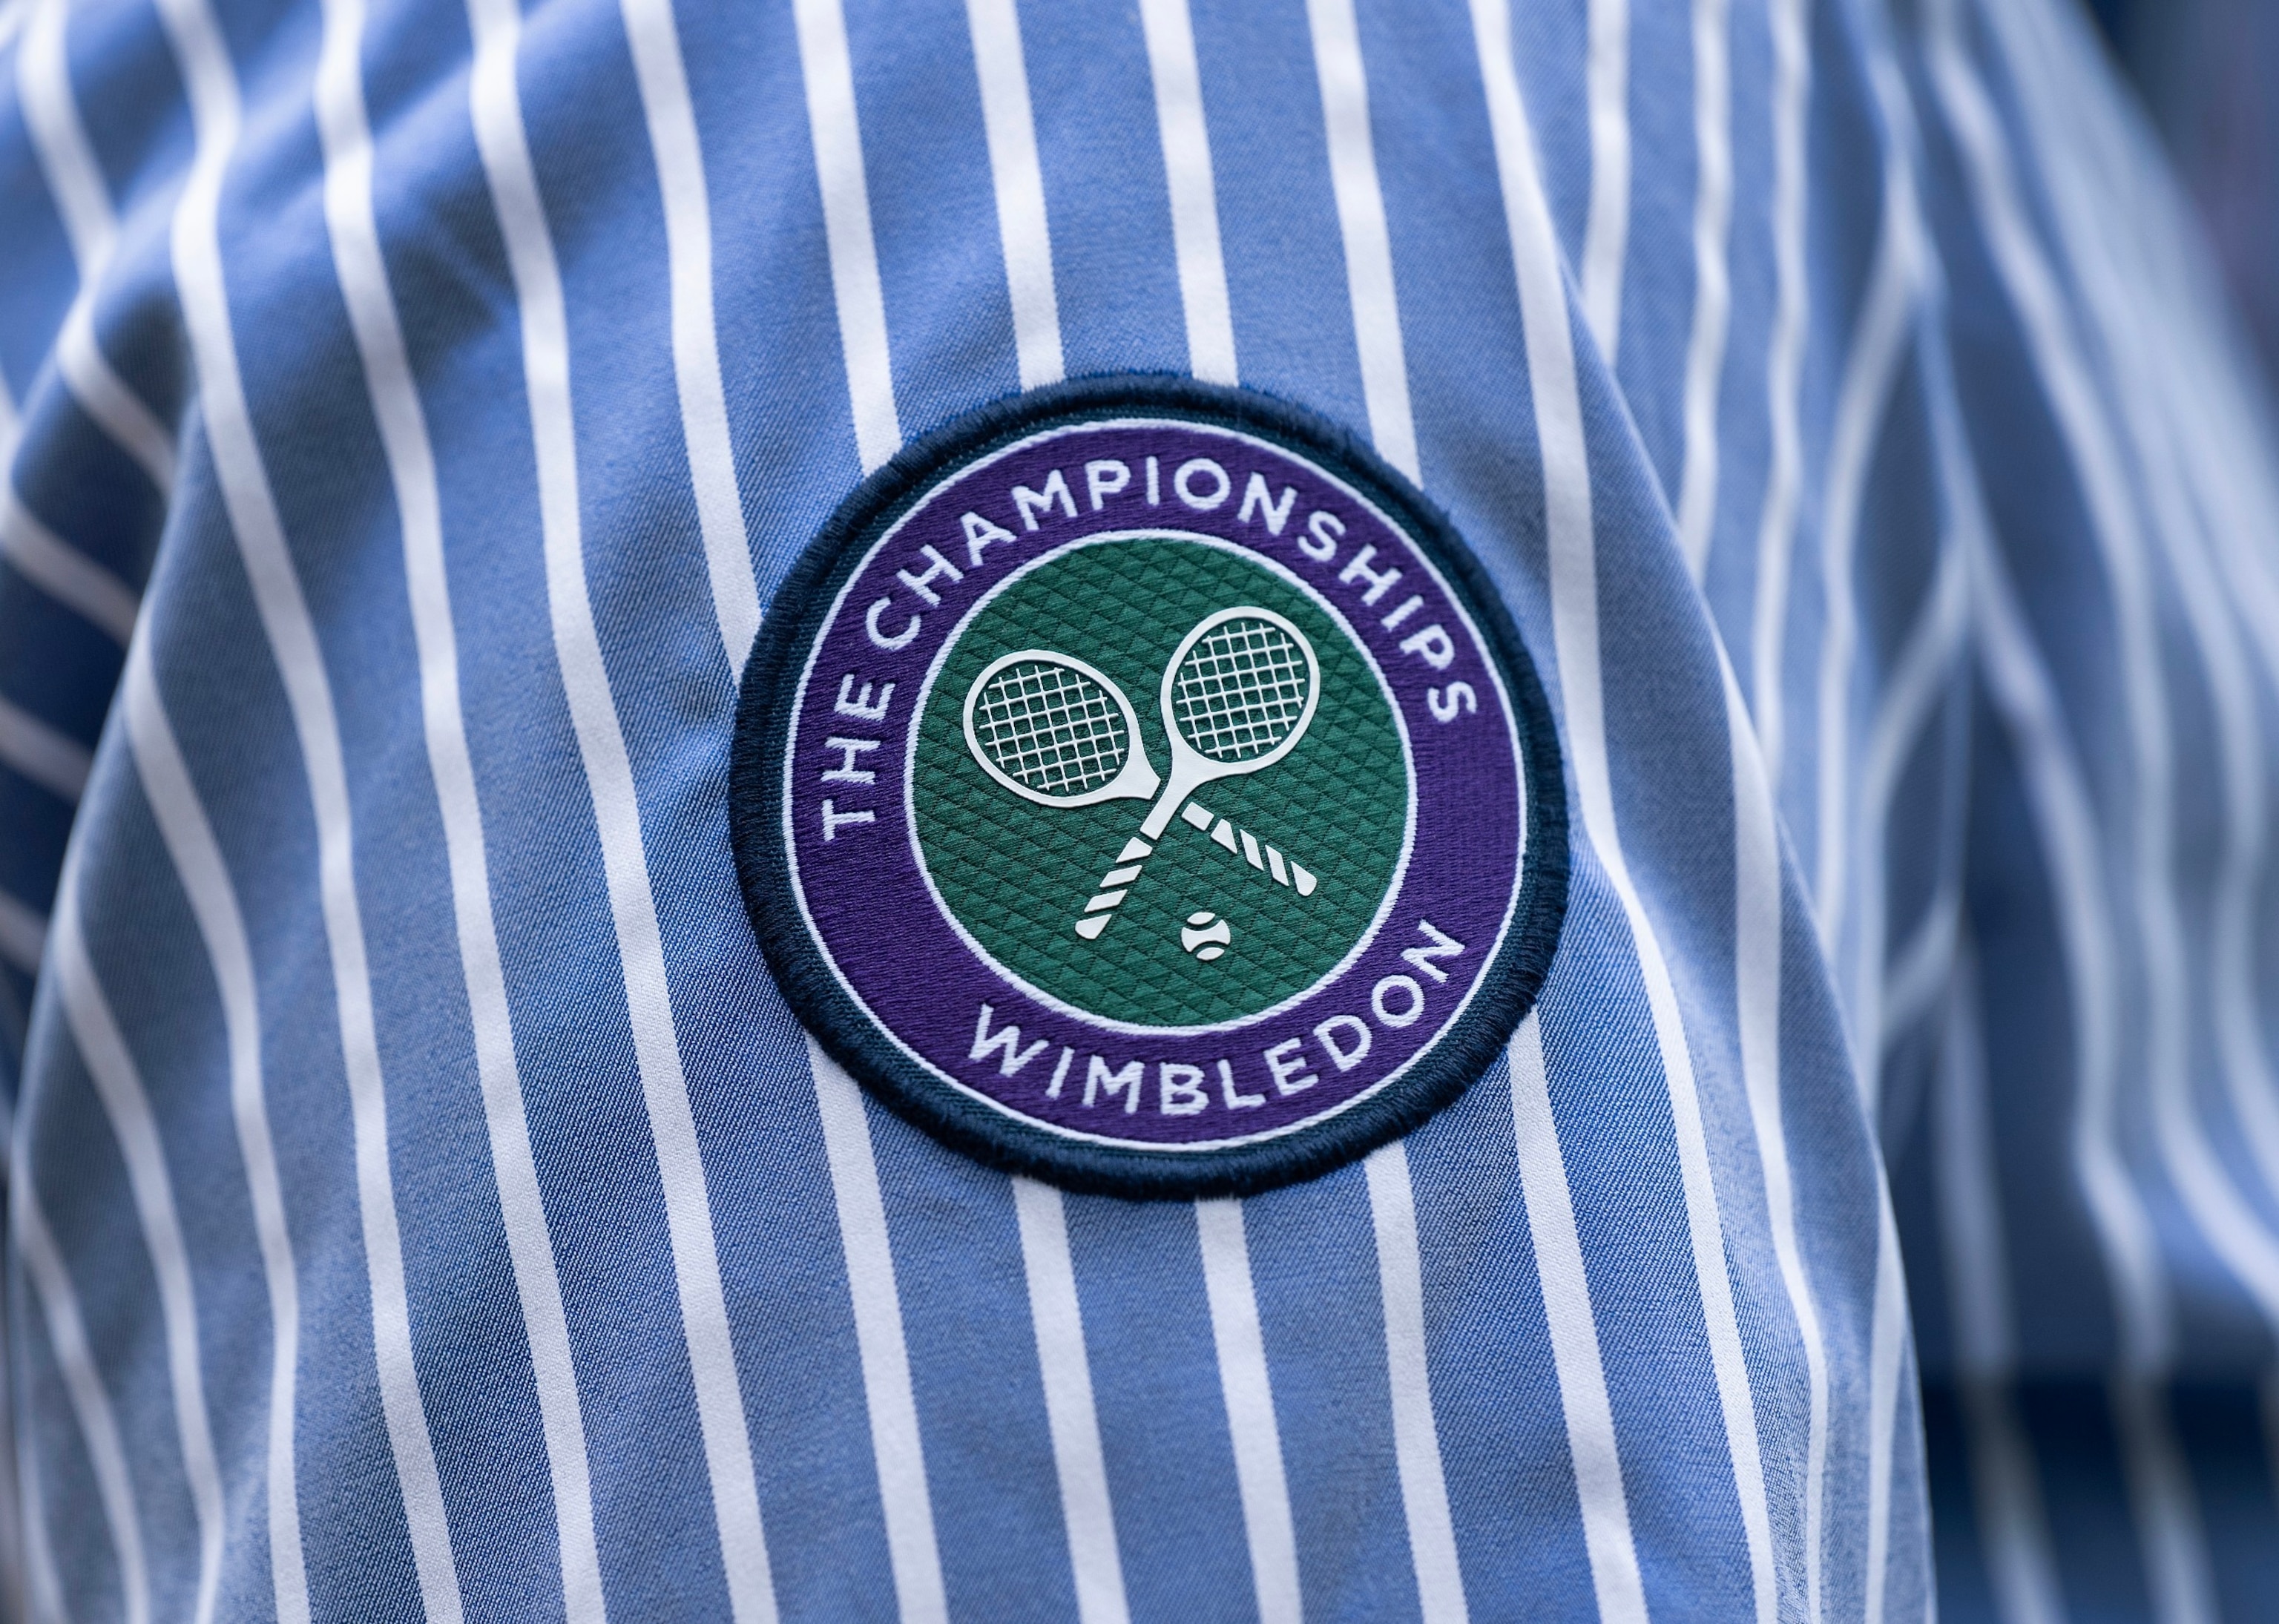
[0,0,2268,1617]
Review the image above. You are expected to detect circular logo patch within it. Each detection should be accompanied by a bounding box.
[733,378,1567,1197]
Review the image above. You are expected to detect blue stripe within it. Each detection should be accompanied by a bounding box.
[1063,1191,1254,1620]
[845,0,1018,440]
[1021,1,1186,387]
[1188,0,1362,430]
[0,100,76,407]
[1243,1166,1420,1623]
[864,1113,1076,1622]
[1402,1054,1600,1613]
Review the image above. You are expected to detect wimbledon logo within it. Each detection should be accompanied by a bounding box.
[732,378,1567,1197]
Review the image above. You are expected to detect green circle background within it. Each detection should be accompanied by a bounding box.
[914,536,1409,1028]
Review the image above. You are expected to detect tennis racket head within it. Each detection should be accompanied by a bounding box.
[1160,606,1321,778]
[963,650,1163,808]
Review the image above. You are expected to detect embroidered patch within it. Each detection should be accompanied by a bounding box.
[732,378,1567,1197]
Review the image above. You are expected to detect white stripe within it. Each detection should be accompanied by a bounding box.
[0,487,138,642]
[1579,0,1629,360]
[1934,944,2066,1624]
[149,0,466,1607]
[1967,481,2213,1622]
[1507,1016,1647,1624]
[18,0,114,269]
[1363,1145,1467,1624]
[1809,134,1915,944]
[52,895,226,1624]
[0,692,89,801]
[0,890,47,973]
[964,0,1062,392]
[464,0,778,1613]
[1305,0,1417,483]
[808,1039,947,1624]
[1721,647,1832,1624]
[1195,1196,1303,1624]
[1673,0,1732,578]
[792,0,899,473]
[123,636,310,1624]
[11,1167,148,1624]
[1746,0,1809,778]
[620,0,761,662]
[1469,8,1778,1621]
[1861,1200,1907,1624]
[1011,1179,1128,1624]
[312,0,614,1615]
[1137,0,1235,386]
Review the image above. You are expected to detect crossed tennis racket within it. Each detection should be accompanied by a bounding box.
[961,606,1323,942]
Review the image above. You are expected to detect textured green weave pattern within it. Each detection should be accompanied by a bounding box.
[915,536,1407,1028]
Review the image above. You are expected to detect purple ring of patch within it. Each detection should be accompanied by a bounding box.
[785,418,1526,1151]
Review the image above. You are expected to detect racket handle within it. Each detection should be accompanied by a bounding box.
[1074,837,1154,939]
[1073,808,1318,941]
[1188,806,1317,897]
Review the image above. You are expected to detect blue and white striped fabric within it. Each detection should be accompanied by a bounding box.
[0,0,2269,1614]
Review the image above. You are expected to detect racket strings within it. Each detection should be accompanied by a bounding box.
[1172,619,1312,763]
[973,660,1132,796]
